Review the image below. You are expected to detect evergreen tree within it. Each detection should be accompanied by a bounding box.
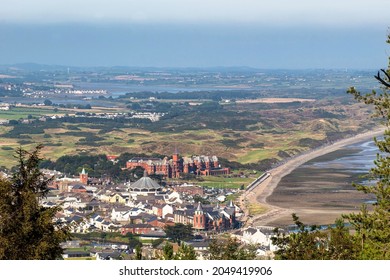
[134,244,143,260]
[272,34,390,260]
[345,34,390,259]
[207,236,257,260]
[271,214,327,260]
[0,145,71,259]
[164,223,193,243]
[271,215,359,260]
[160,242,175,260]
[174,243,197,260]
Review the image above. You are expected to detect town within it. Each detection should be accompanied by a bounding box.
[23,152,279,260]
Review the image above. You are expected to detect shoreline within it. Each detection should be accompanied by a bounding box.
[240,127,386,227]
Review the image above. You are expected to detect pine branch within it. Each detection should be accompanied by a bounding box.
[374,69,390,88]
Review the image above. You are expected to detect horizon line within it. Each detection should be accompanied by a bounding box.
[0,63,379,72]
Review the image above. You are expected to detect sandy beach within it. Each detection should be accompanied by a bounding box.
[240,127,386,227]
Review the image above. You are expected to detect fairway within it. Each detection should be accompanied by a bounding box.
[0,107,67,120]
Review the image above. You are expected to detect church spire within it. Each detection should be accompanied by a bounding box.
[196,201,203,212]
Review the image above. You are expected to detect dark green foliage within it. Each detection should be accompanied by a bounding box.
[207,236,257,260]
[0,145,70,259]
[127,233,142,249]
[164,223,194,243]
[56,131,96,137]
[18,140,34,145]
[298,137,322,148]
[151,238,165,248]
[3,121,62,138]
[44,142,62,147]
[277,150,291,159]
[193,194,210,205]
[43,99,52,106]
[162,242,174,260]
[8,120,18,125]
[248,142,265,148]
[39,152,165,182]
[120,90,259,101]
[76,135,105,146]
[174,243,197,260]
[129,102,141,110]
[342,35,390,259]
[312,108,344,119]
[271,215,358,260]
[134,244,143,260]
[272,35,390,260]
[220,138,242,148]
[257,158,279,171]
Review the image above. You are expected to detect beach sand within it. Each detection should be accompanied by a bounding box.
[239,127,385,227]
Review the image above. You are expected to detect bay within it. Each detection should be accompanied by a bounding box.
[268,139,379,211]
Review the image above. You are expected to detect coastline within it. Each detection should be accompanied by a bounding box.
[240,127,386,227]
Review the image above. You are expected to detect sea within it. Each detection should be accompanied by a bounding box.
[268,139,381,210]
[306,139,379,175]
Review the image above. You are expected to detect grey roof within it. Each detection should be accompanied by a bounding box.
[97,251,121,260]
[224,207,235,216]
[246,228,258,235]
[123,224,152,229]
[129,173,162,192]
[141,231,166,238]
[185,240,211,249]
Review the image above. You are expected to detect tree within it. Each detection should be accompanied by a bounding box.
[271,215,358,260]
[326,219,359,260]
[126,232,142,249]
[207,236,257,260]
[134,244,143,260]
[174,243,197,260]
[271,34,390,260]
[345,34,390,259]
[164,223,194,243]
[161,242,174,260]
[271,214,327,260]
[0,145,70,259]
[43,99,52,106]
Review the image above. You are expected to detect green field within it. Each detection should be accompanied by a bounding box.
[196,175,254,189]
[0,107,67,120]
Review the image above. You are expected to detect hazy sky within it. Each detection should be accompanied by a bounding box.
[0,0,389,68]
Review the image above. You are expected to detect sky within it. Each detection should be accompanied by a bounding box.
[0,0,389,69]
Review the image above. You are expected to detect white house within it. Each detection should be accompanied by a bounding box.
[111,207,144,222]
[233,226,279,252]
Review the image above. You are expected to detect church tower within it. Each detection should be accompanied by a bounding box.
[79,168,88,185]
[172,147,181,178]
[226,200,236,229]
[193,202,206,230]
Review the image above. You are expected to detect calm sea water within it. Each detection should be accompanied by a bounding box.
[268,139,381,210]
[306,139,379,174]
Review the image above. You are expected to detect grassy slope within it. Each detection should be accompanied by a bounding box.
[0,101,374,169]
